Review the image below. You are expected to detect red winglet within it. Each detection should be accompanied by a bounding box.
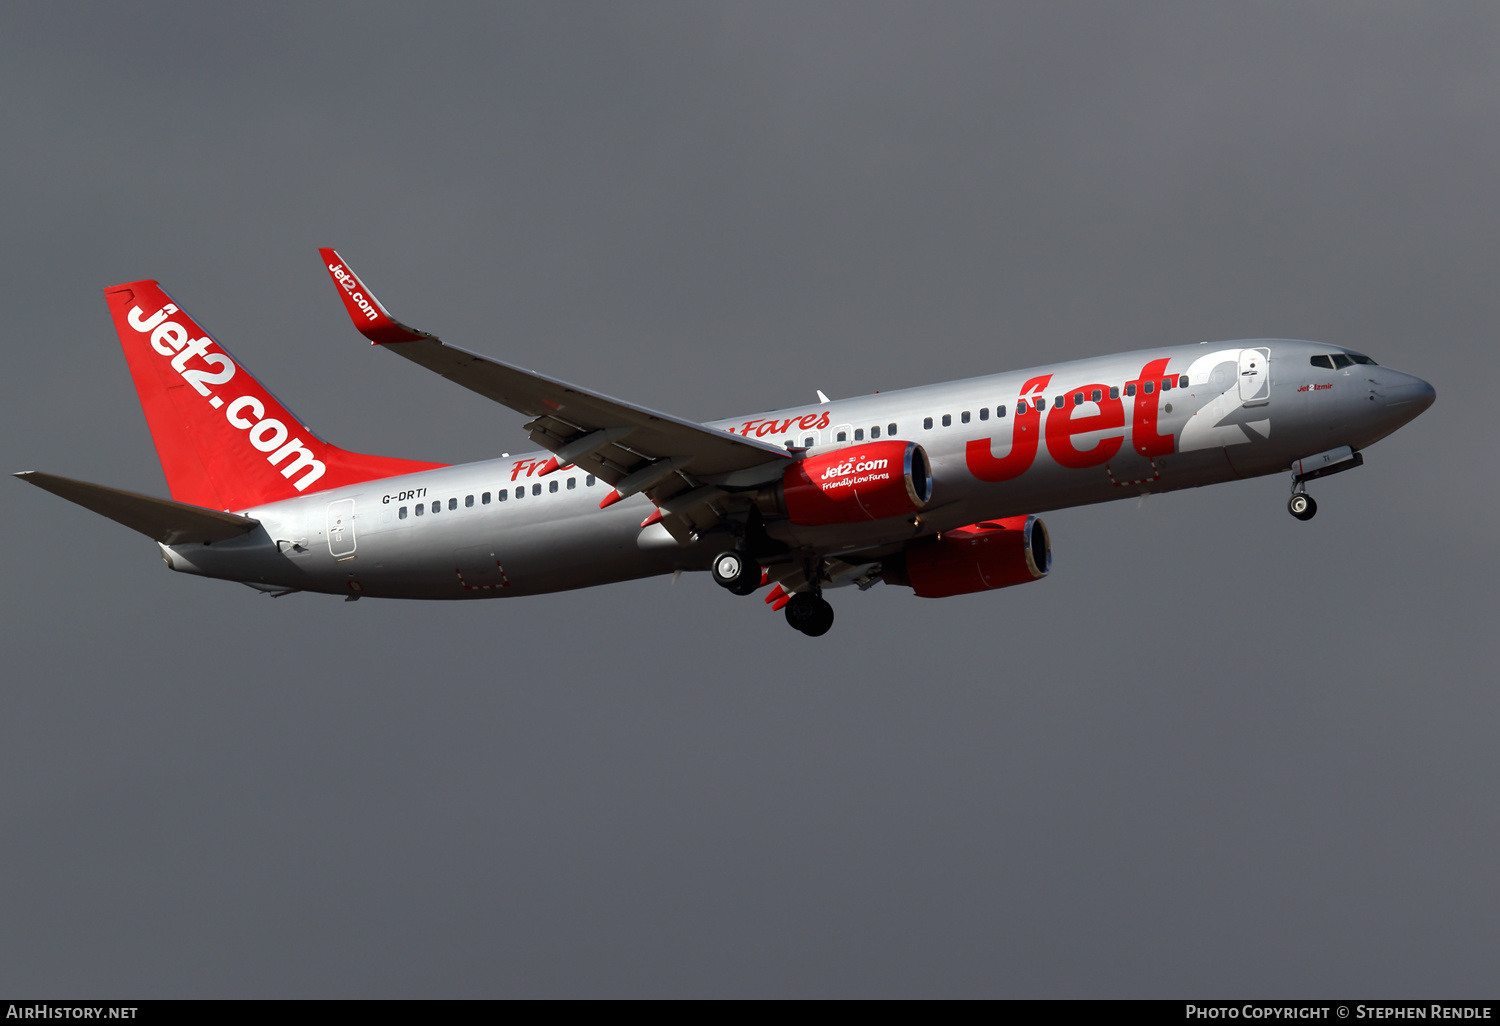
[318,248,431,345]
[598,488,623,510]
[764,584,785,605]
[640,508,663,528]
[771,593,793,612]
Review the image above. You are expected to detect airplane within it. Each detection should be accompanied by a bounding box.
[16,250,1436,636]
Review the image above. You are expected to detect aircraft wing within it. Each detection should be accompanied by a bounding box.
[318,249,791,538]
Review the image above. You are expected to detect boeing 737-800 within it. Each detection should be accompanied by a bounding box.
[16,250,1436,636]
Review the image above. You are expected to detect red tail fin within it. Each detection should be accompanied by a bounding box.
[105,280,446,512]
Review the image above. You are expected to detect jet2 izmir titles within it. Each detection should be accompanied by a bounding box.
[17,251,1435,636]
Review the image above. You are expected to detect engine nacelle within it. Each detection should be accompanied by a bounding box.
[771,440,932,526]
[883,515,1050,598]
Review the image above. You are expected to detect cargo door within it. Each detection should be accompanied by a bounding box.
[454,545,510,591]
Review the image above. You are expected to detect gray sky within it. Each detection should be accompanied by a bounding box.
[1,2,1496,997]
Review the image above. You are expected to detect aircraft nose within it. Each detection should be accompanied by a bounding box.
[1386,373,1436,413]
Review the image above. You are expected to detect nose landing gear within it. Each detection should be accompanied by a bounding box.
[1286,446,1365,521]
[1288,492,1318,520]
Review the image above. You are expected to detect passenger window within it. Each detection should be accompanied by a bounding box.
[923,417,933,430]
[803,436,815,446]
[1017,399,1029,414]
[433,501,441,514]
[482,492,491,504]
[399,506,408,519]
[532,483,541,496]
[871,425,880,438]
[1331,354,1354,369]
[549,480,559,493]
[449,497,458,510]
[888,423,897,435]
[1053,395,1063,409]
[465,495,474,507]
[961,411,970,424]
[942,414,952,427]
[837,430,847,441]
[515,487,524,499]
[979,408,989,421]
[1073,392,1084,406]
[1161,378,1172,391]
[854,428,865,441]
[1091,389,1102,402]
[498,490,507,502]
[1143,381,1154,394]
[996,405,1007,418]
[1310,355,1334,369]
[1178,376,1188,387]
[1109,386,1119,399]
[415,504,424,517]
[567,478,576,490]
[586,475,596,486]
[1125,383,1136,397]
[1036,397,1046,410]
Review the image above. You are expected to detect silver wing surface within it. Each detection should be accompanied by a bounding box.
[319,249,793,541]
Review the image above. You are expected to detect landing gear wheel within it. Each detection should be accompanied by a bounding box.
[784,593,835,636]
[1288,493,1318,521]
[711,550,761,594]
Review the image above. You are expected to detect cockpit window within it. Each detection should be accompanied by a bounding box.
[1310,355,1334,369]
[1348,353,1377,365]
[1331,354,1354,369]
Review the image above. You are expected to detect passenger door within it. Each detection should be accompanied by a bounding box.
[1238,348,1270,406]
[326,498,357,559]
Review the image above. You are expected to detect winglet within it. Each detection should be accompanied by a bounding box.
[318,248,434,345]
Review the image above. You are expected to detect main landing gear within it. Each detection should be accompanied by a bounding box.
[712,549,836,636]
[711,550,761,596]
[783,592,835,637]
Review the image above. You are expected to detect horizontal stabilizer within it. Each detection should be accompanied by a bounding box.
[15,471,260,545]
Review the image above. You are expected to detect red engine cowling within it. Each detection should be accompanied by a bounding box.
[778,441,932,525]
[885,515,1051,598]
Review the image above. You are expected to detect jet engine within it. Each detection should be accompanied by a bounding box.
[761,440,933,526]
[883,515,1050,598]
